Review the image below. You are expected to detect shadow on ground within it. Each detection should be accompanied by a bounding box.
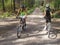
[24,39,60,45]
[52,21,60,33]
[0,18,18,34]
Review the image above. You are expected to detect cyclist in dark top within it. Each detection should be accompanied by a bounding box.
[45,4,51,23]
[43,4,52,31]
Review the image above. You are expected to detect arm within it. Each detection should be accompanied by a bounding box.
[25,12,27,19]
[16,9,21,19]
[50,8,53,18]
[43,8,46,18]
[25,8,27,18]
[44,10,46,16]
[16,9,20,17]
[50,12,53,16]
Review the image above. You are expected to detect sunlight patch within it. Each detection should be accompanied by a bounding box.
[27,22,38,25]
[27,15,44,18]
[13,37,37,43]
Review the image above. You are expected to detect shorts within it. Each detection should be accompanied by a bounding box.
[46,17,51,23]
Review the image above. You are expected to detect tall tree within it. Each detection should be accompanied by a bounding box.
[13,0,15,12]
[11,0,12,9]
[2,0,5,11]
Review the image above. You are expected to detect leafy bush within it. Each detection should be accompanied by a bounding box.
[52,12,60,18]
[27,8,35,14]
[0,12,12,18]
[40,6,45,12]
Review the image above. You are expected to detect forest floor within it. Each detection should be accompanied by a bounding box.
[0,8,60,45]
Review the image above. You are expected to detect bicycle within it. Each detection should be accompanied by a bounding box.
[17,17,26,38]
[47,22,57,39]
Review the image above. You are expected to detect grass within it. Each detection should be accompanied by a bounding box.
[0,12,13,18]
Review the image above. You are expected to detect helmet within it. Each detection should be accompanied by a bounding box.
[20,4,26,8]
[46,4,50,7]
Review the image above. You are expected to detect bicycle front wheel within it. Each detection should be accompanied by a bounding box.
[17,26,22,38]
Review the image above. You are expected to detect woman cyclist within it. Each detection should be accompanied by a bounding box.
[17,5,27,28]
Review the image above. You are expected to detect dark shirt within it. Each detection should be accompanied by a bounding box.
[46,7,51,18]
[45,7,51,23]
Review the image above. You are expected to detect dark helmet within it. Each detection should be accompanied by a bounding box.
[20,4,26,9]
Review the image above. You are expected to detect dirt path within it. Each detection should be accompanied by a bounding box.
[0,8,60,45]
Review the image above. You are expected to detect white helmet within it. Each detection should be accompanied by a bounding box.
[46,4,50,7]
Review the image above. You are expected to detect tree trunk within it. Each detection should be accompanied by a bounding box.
[13,0,15,12]
[2,0,5,11]
[11,0,12,9]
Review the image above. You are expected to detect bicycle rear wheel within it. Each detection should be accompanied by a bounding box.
[48,31,57,39]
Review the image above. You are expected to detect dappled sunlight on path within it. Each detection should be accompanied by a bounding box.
[0,8,60,45]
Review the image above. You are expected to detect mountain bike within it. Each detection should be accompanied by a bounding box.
[17,17,26,38]
[47,23,57,39]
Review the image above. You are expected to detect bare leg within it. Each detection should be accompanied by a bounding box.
[43,23,48,31]
[47,22,51,32]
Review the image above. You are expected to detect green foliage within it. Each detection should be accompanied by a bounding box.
[52,12,60,18]
[50,1,55,9]
[0,0,2,10]
[0,0,35,18]
[49,0,60,18]
[27,8,35,14]
[40,6,44,12]
[50,0,60,10]
[5,0,13,11]
[0,12,12,18]
[52,14,60,18]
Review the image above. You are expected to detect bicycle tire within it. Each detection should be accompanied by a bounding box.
[48,31,57,39]
[17,26,22,38]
